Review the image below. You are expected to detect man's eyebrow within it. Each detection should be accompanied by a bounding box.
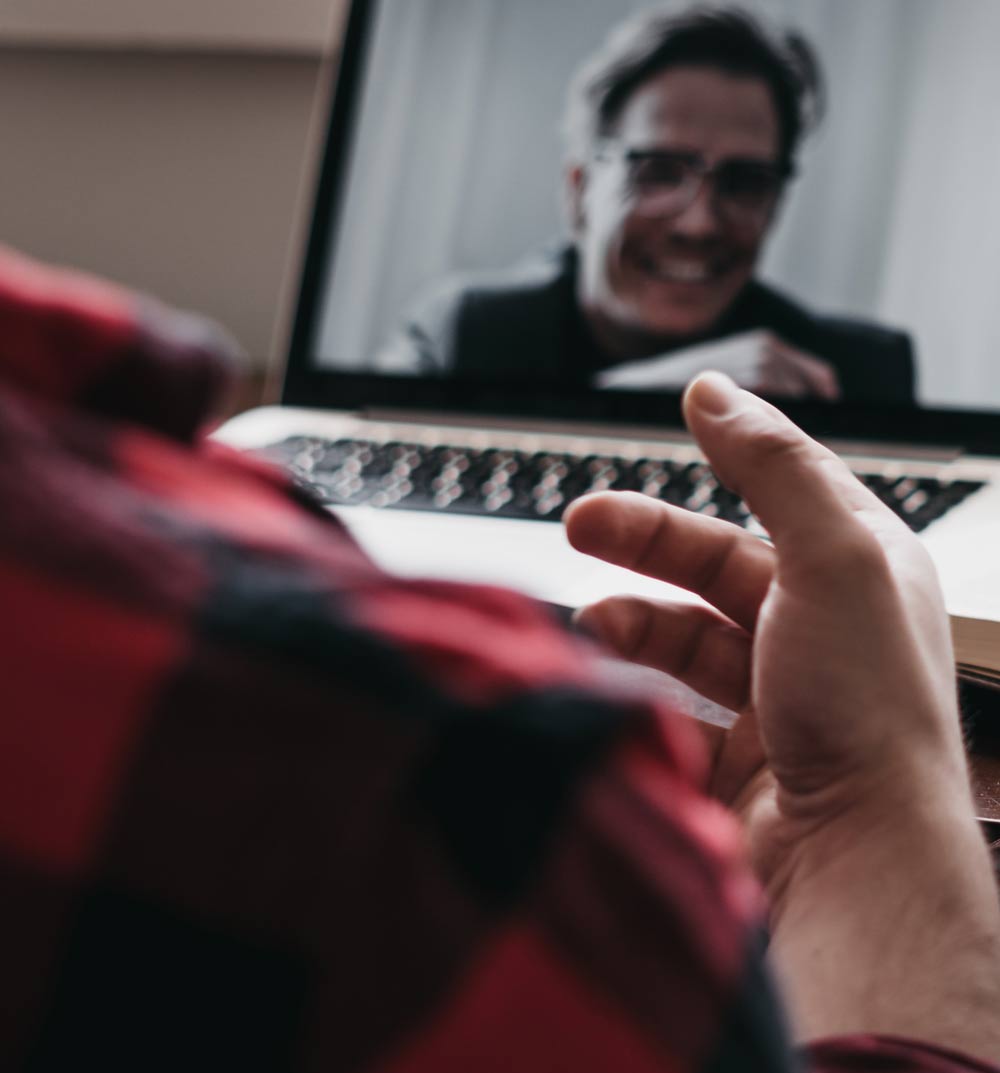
[626,146,779,167]
[625,146,699,159]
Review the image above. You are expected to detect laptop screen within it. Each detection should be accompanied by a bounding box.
[285,0,1000,450]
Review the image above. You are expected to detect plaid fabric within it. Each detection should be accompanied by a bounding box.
[0,244,990,1073]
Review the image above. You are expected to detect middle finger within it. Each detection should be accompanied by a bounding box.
[565,490,774,631]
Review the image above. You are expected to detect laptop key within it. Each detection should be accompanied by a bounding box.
[263,437,985,536]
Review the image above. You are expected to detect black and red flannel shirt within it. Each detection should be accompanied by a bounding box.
[0,244,995,1072]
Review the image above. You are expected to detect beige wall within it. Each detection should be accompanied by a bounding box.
[0,0,340,52]
[0,1,346,374]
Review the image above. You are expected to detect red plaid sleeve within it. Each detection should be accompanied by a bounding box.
[0,245,995,1073]
[0,244,239,440]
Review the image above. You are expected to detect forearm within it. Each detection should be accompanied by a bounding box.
[767,787,1000,1065]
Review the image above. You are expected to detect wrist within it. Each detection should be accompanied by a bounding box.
[763,747,971,902]
[764,783,1000,1061]
[738,740,972,906]
[766,783,990,923]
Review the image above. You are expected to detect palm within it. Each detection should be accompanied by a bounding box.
[709,521,956,889]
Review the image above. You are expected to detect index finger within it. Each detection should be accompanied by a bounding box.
[564,491,774,631]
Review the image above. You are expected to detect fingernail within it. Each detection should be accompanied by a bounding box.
[687,372,739,416]
[575,599,641,656]
[573,602,621,646]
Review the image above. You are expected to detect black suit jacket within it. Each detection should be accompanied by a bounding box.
[386,247,916,405]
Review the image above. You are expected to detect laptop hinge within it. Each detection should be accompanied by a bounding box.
[820,439,963,463]
[361,408,696,444]
[363,410,966,461]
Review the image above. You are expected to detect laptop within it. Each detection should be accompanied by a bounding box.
[216,0,1000,625]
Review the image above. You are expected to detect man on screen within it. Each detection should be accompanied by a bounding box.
[380,5,915,404]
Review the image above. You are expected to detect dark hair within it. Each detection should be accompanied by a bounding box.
[564,5,824,170]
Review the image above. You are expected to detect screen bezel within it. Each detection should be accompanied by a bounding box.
[282,0,1000,455]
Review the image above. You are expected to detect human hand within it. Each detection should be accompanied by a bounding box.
[566,370,961,881]
[564,372,1000,1055]
[595,329,841,400]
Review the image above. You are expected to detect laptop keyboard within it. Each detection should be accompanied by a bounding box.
[260,436,984,535]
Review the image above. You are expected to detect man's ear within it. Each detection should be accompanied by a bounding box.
[565,163,588,236]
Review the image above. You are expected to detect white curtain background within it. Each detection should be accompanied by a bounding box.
[877,0,1000,407]
[317,0,1000,410]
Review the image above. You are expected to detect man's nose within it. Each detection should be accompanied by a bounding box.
[670,181,723,237]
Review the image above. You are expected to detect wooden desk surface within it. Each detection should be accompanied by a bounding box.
[972,753,1000,824]
[972,754,1000,877]
[963,682,1000,868]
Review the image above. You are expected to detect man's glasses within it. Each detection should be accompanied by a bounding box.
[596,144,793,227]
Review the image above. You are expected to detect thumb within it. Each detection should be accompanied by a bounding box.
[681,372,882,553]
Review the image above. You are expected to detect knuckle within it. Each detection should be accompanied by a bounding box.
[690,527,743,600]
[820,527,894,582]
[672,606,721,678]
[742,422,811,468]
[631,506,671,576]
[588,596,654,661]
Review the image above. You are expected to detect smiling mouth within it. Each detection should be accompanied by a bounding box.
[635,254,731,285]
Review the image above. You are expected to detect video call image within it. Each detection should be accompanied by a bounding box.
[313,0,1000,411]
